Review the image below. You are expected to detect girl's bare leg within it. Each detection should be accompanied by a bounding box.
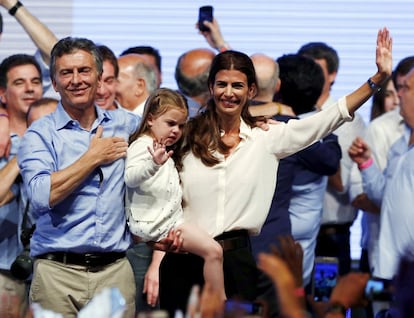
[176,222,226,300]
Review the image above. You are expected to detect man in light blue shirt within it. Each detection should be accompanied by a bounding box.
[272,54,342,286]
[18,37,139,318]
[369,128,413,279]
[352,127,411,277]
[349,66,414,280]
[0,53,43,314]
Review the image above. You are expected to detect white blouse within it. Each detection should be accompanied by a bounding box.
[180,97,351,238]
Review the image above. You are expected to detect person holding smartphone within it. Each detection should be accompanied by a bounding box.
[197,8,231,53]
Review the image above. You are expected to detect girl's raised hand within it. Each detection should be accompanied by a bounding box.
[148,139,173,165]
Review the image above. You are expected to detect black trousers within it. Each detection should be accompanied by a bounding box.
[159,241,259,316]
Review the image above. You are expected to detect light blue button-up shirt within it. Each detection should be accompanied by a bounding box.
[361,126,410,207]
[0,134,24,270]
[18,103,140,256]
[361,126,414,279]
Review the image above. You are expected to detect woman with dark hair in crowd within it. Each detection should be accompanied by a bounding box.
[370,76,399,121]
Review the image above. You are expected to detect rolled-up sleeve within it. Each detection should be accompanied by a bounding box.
[18,128,54,215]
[337,96,353,121]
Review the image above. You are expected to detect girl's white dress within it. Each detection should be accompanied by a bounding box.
[125,135,183,241]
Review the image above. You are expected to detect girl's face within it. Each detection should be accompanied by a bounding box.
[383,80,399,113]
[147,108,187,146]
[210,69,256,118]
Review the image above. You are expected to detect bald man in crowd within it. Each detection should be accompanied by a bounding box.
[116,54,157,117]
[120,46,162,88]
[249,53,294,116]
[250,53,281,103]
[174,48,216,117]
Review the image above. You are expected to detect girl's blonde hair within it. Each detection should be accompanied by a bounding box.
[129,88,188,170]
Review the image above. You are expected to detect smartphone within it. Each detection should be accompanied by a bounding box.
[364,277,393,301]
[225,300,264,316]
[198,6,213,32]
[312,256,339,302]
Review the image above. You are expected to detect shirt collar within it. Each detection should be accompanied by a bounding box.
[9,133,21,156]
[402,124,413,146]
[239,118,251,140]
[219,117,251,141]
[55,102,111,130]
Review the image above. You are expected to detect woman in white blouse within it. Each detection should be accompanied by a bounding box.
[157,28,392,315]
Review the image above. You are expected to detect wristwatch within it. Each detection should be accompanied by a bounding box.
[367,77,381,92]
[9,1,23,16]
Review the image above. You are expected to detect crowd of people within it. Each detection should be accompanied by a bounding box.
[1,2,413,318]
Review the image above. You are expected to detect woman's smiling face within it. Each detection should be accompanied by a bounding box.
[210,69,255,118]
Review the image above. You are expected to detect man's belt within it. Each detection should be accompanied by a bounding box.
[36,251,126,268]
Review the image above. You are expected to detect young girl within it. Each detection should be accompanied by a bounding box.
[124,88,226,300]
